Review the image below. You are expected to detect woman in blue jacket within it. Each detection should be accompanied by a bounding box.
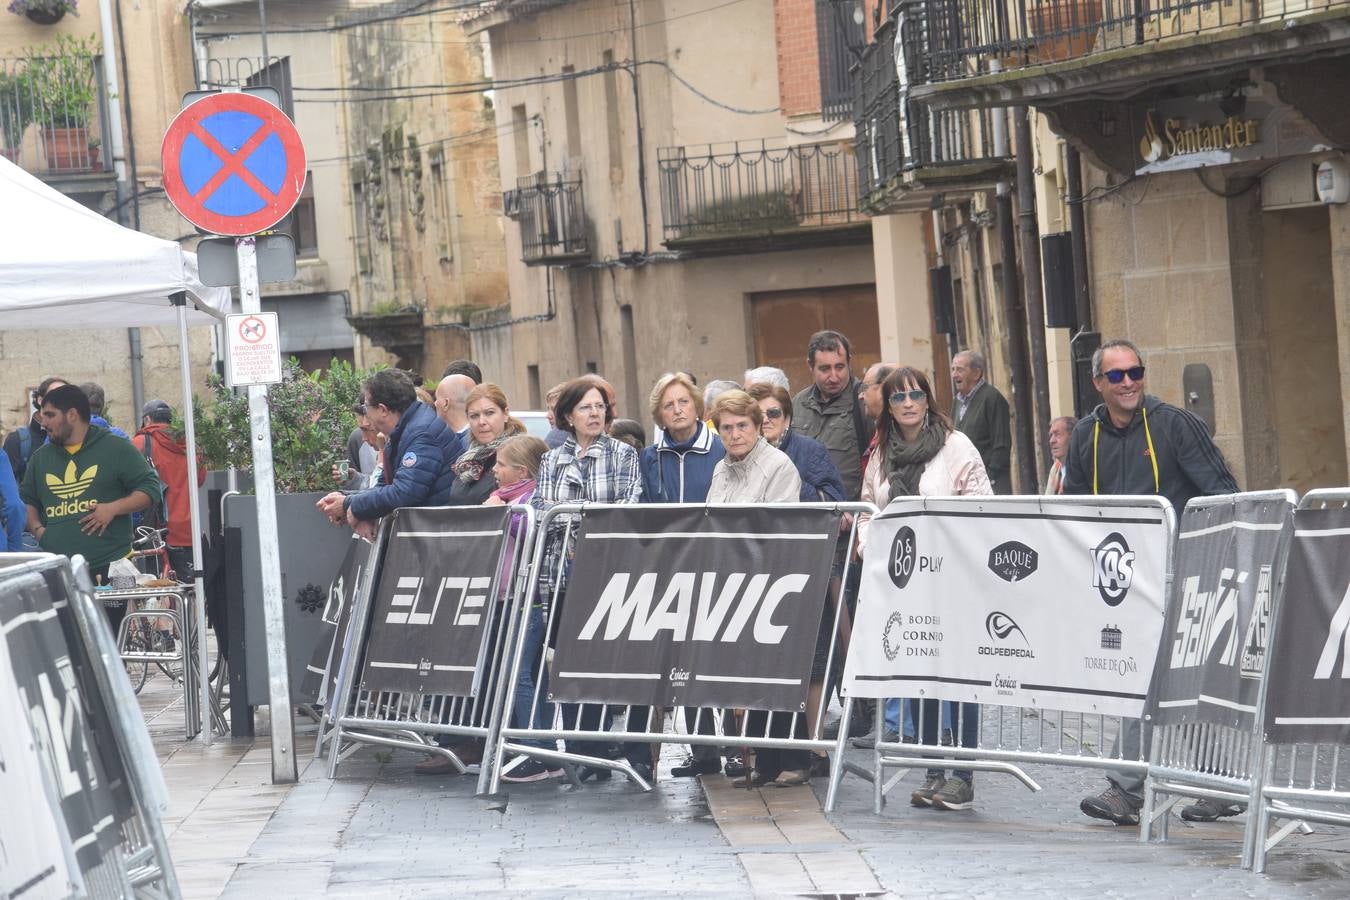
[747,383,844,502]
[636,371,735,779]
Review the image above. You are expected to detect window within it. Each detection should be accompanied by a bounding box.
[351,174,371,274]
[562,64,582,162]
[815,1,864,122]
[429,156,452,262]
[279,171,318,257]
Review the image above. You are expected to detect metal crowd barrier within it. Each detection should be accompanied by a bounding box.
[325,505,534,794]
[0,553,179,899]
[1248,488,1350,873]
[827,495,1176,814]
[1140,490,1298,858]
[489,502,874,805]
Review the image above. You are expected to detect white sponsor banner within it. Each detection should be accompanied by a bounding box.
[843,497,1171,718]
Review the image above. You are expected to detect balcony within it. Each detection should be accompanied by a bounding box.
[0,53,112,186]
[503,173,591,265]
[853,7,1014,213]
[657,139,868,254]
[906,0,1350,110]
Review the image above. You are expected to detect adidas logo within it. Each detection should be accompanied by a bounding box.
[46,461,98,500]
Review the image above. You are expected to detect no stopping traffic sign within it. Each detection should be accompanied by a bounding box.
[161,92,307,237]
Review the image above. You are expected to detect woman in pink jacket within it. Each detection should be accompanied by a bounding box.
[857,366,991,813]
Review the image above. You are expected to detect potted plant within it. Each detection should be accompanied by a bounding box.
[0,69,34,162]
[25,34,100,171]
[7,0,78,25]
[196,359,375,702]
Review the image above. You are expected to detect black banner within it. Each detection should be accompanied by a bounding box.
[359,506,512,696]
[1147,495,1291,729]
[548,506,841,711]
[0,567,126,874]
[300,534,371,705]
[1264,506,1350,744]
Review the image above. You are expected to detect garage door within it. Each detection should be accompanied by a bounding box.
[749,284,880,395]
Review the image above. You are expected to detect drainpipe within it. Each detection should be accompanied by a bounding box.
[991,100,1036,494]
[1014,107,1051,478]
[98,0,145,415]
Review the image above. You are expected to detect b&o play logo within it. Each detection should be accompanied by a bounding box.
[889,526,917,589]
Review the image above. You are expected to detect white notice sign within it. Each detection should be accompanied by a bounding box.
[225,312,283,387]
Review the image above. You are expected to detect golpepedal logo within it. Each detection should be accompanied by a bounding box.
[987,540,1038,582]
[985,611,1030,646]
[1092,532,1136,607]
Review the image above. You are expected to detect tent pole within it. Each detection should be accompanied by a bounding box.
[174,294,213,746]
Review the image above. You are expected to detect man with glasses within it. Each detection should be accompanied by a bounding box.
[1064,338,1238,826]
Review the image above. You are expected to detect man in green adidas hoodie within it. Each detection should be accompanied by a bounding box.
[20,385,162,633]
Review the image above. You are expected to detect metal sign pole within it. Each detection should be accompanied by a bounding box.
[236,235,296,783]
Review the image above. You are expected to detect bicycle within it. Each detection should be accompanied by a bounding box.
[120,527,184,693]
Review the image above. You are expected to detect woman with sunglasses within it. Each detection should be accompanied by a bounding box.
[856,366,991,812]
[747,383,845,504]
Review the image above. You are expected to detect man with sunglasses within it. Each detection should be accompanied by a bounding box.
[1065,338,1238,827]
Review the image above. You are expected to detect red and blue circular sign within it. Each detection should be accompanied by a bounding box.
[161,92,307,237]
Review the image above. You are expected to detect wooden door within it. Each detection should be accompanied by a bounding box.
[750,284,881,394]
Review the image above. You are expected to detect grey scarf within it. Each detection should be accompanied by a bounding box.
[885,418,947,498]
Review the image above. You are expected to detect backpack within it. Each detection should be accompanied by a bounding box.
[139,434,169,529]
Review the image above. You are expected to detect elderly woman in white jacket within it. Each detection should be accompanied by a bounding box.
[858,366,991,813]
[704,389,810,786]
[706,389,801,504]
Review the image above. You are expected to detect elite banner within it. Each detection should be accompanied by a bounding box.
[548,505,841,711]
[359,506,512,696]
[843,498,1171,718]
[1263,506,1350,744]
[1146,494,1292,729]
[300,534,371,705]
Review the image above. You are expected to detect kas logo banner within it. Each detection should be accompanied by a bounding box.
[844,497,1171,719]
[1146,494,1292,729]
[1263,505,1350,744]
[360,506,513,697]
[548,505,840,711]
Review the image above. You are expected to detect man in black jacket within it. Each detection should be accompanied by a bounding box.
[951,350,1012,493]
[1064,338,1238,826]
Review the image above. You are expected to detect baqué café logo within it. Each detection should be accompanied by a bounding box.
[1139,109,1260,166]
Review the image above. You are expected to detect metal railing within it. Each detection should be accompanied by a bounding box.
[853,9,1006,203]
[658,139,863,243]
[818,0,867,121]
[912,0,1350,82]
[0,54,106,175]
[504,172,591,265]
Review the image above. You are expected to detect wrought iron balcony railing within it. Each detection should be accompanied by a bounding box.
[915,0,1350,83]
[658,139,863,245]
[853,9,1008,205]
[503,172,590,265]
[0,54,108,176]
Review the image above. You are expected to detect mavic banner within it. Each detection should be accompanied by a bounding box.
[844,498,1171,718]
[300,534,371,705]
[359,506,512,696]
[1147,494,1292,729]
[548,506,841,711]
[0,566,126,876]
[1264,506,1350,744]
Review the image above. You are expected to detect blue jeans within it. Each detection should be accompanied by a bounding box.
[883,699,954,740]
[511,605,553,749]
[918,699,978,783]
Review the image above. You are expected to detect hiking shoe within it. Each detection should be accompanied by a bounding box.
[671,755,721,778]
[1080,786,1142,825]
[910,773,947,807]
[724,753,747,778]
[500,757,562,783]
[1180,798,1245,822]
[851,728,900,750]
[931,776,975,811]
[768,768,811,787]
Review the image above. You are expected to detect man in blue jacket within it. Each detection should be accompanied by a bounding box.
[317,369,463,536]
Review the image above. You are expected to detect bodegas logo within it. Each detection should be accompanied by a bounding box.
[44,461,99,517]
[1139,109,1260,165]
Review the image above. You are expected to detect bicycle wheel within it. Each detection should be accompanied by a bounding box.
[123,626,150,695]
[151,629,183,685]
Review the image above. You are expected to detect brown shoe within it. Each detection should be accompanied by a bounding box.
[414,754,461,776]
[768,768,810,787]
[450,742,483,767]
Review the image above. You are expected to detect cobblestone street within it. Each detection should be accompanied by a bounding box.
[141,679,1350,897]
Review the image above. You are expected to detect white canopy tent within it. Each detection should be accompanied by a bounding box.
[0,156,231,742]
